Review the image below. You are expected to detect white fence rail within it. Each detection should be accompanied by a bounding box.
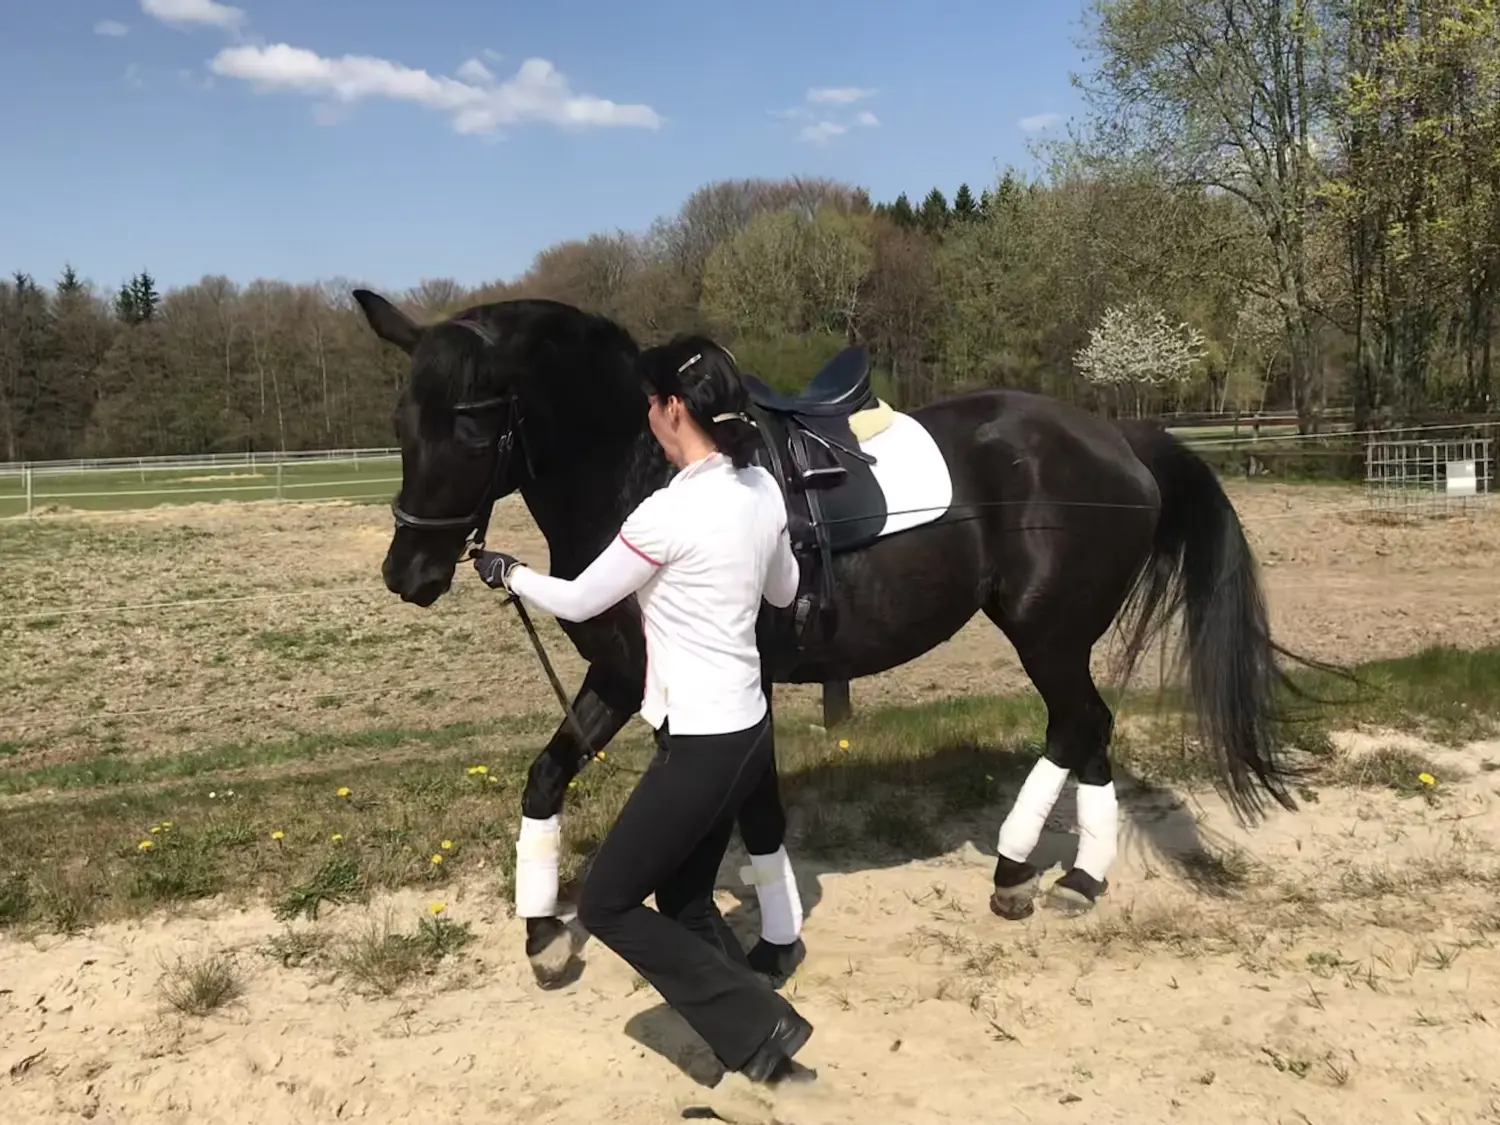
[0,449,402,517]
[0,447,400,477]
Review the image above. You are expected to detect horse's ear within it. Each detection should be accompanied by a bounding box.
[352,289,421,354]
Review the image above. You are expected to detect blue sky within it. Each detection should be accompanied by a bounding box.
[0,1,1092,294]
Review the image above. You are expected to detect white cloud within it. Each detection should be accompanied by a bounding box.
[209,44,662,134]
[799,120,848,145]
[141,0,246,30]
[455,58,494,85]
[784,87,879,143]
[1017,112,1063,132]
[807,86,875,105]
[94,20,130,37]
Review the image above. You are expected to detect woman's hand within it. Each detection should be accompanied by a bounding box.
[472,549,525,592]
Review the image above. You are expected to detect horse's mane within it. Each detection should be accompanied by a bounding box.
[407,299,668,518]
[410,299,641,411]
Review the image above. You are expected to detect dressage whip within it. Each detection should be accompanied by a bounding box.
[501,591,595,758]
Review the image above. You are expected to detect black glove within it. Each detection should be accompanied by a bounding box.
[472,549,524,591]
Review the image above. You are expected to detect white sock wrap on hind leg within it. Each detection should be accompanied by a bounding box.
[738,846,803,945]
[515,815,561,918]
[996,758,1070,863]
[1073,782,1119,882]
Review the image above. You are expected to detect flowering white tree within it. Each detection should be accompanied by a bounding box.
[1074,300,1208,414]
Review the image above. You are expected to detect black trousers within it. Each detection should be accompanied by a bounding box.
[577,711,800,1071]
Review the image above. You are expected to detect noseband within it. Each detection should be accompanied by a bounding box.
[389,319,534,557]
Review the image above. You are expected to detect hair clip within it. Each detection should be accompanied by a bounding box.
[676,352,702,374]
[711,412,749,424]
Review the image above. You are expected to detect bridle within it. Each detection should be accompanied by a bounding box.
[389,319,534,558]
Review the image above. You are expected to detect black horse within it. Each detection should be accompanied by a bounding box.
[353,288,1313,986]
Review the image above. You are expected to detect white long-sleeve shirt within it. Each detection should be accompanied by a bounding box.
[507,452,799,735]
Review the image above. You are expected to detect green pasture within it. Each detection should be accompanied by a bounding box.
[1,642,1496,934]
[0,456,402,517]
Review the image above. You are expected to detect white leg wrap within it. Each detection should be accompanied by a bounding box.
[996,758,1070,864]
[1074,782,1119,882]
[515,815,561,918]
[738,846,802,945]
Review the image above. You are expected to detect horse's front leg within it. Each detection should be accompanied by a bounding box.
[517,664,637,987]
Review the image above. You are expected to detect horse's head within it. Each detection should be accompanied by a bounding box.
[353,288,643,607]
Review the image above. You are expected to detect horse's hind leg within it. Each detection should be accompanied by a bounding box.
[987,625,1118,921]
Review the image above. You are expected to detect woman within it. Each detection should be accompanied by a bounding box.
[471,337,814,1088]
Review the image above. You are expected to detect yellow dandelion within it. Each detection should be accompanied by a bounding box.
[429,902,446,915]
[568,779,579,789]
[150,825,162,834]
[138,839,154,851]
[330,833,344,843]
[487,776,499,785]
[838,739,850,750]
[430,853,444,866]
[271,829,285,841]
[336,786,351,798]
[440,839,453,850]
[596,751,606,762]
[1418,772,1437,787]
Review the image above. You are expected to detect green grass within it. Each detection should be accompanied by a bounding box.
[0,717,556,797]
[0,456,400,517]
[0,643,1494,935]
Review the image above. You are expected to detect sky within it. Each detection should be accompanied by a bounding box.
[0,0,1094,295]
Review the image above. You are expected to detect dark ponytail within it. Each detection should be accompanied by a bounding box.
[706,412,760,470]
[638,335,760,469]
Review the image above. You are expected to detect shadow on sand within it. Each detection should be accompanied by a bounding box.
[540,734,1259,1078]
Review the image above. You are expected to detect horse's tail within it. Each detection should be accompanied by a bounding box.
[1113,421,1341,824]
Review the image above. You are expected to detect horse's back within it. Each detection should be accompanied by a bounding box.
[909,387,1159,507]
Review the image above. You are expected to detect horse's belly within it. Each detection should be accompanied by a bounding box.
[775,523,986,682]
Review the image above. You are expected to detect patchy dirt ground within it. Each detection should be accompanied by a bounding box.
[3,734,1499,1125]
[3,483,1500,1124]
[4,482,1500,767]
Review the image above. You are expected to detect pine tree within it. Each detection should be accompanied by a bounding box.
[57,264,84,298]
[114,270,160,326]
[918,188,949,235]
[114,281,138,325]
[888,192,916,230]
[952,183,977,222]
[131,271,160,323]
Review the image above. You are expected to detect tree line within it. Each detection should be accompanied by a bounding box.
[3,0,1499,462]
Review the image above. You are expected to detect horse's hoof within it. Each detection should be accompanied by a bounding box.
[746,937,805,987]
[525,916,575,988]
[989,876,1039,921]
[1046,869,1108,917]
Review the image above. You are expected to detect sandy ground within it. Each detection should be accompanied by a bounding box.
[3,733,1499,1124]
[4,483,1500,1123]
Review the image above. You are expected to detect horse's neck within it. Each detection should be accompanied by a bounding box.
[521,430,670,579]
